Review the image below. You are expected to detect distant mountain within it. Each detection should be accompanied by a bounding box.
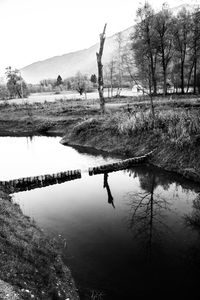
[21,27,133,84]
[21,3,197,84]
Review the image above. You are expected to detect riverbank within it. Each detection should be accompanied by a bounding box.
[0,95,200,298]
[60,99,200,183]
[0,190,79,300]
[0,96,200,183]
[61,121,200,183]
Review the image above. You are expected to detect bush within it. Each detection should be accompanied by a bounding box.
[36,121,54,133]
[72,118,101,135]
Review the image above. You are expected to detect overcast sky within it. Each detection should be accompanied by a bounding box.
[0,0,199,76]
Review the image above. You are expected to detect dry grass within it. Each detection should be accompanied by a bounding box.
[104,109,200,148]
[0,191,79,300]
[71,107,200,151]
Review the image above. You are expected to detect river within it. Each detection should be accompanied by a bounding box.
[0,136,200,299]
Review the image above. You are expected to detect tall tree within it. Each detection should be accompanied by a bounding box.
[154,5,173,95]
[72,72,88,96]
[96,23,107,114]
[90,74,97,88]
[104,59,115,98]
[190,7,200,94]
[132,2,158,95]
[56,75,63,86]
[5,67,29,99]
[172,8,191,93]
[115,32,124,96]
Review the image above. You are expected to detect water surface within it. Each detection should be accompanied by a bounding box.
[0,136,200,299]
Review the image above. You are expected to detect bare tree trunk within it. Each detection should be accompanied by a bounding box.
[181,60,185,94]
[107,87,110,98]
[186,61,194,93]
[110,66,113,99]
[103,173,115,208]
[149,94,155,120]
[96,23,107,114]
[194,55,197,94]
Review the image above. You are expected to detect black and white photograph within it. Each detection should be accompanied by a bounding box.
[0,0,200,299]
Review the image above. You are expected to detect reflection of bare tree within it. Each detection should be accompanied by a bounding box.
[184,193,200,273]
[126,173,171,260]
[185,194,200,230]
[103,173,115,208]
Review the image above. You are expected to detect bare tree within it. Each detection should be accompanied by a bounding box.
[72,72,92,98]
[103,173,115,208]
[126,173,171,260]
[115,32,124,96]
[96,23,107,114]
[172,8,191,94]
[190,7,200,94]
[5,67,29,99]
[132,3,158,95]
[154,6,173,95]
[122,47,155,119]
[185,193,200,230]
[104,59,115,98]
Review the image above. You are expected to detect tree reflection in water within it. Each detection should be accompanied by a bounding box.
[185,193,200,230]
[99,167,200,297]
[103,173,115,208]
[125,171,171,261]
[185,193,200,270]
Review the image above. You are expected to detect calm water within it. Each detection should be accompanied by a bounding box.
[1,136,200,299]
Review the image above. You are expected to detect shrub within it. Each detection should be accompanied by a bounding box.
[72,118,101,135]
[36,121,54,133]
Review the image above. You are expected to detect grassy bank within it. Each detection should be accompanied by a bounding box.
[61,100,200,183]
[0,190,79,300]
[1,96,200,183]
[0,99,100,136]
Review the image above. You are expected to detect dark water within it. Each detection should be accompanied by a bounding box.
[1,136,200,299]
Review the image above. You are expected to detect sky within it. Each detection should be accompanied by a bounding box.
[0,0,199,77]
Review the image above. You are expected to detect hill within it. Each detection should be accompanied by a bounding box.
[21,27,133,84]
[21,3,198,84]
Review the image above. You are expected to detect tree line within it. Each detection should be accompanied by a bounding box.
[0,70,98,100]
[129,2,200,95]
[2,3,200,101]
[28,72,98,95]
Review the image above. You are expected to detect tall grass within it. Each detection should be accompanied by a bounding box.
[108,109,200,147]
[73,109,200,148]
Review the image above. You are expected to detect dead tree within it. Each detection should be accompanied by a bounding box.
[103,173,115,208]
[96,23,107,114]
